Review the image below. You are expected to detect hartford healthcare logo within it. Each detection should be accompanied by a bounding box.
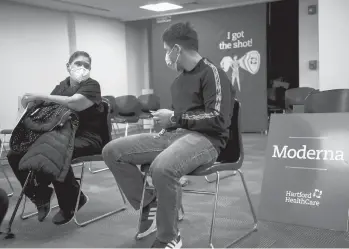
[285,189,323,207]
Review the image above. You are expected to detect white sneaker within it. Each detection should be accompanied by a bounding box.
[151,233,182,249]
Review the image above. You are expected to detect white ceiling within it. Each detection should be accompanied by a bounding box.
[6,0,279,21]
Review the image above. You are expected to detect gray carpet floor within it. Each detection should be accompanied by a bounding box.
[1,132,349,248]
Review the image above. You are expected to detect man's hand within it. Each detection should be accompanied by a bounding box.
[21,93,42,108]
[151,109,174,128]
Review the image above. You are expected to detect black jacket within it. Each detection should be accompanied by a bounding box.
[170,58,236,153]
[10,102,79,182]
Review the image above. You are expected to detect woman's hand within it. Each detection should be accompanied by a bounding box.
[21,93,41,108]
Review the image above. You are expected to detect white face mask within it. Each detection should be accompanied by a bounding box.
[165,45,181,71]
[69,65,90,83]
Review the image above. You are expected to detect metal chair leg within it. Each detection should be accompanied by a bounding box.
[1,167,14,197]
[112,123,118,138]
[88,161,109,174]
[209,172,220,248]
[0,134,5,156]
[125,123,129,137]
[73,162,127,227]
[135,171,149,240]
[224,169,258,248]
[183,170,257,248]
[4,171,33,239]
[205,171,237,183]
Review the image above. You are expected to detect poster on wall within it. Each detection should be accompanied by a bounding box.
[211,16,267,132]
[218,30,261,94]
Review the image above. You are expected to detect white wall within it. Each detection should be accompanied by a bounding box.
[125,24,149,96]
[0,1,70,129]
[299,0,319,89]
[318,0,349,90]
[0,1,148,129]
[74,14,128,97]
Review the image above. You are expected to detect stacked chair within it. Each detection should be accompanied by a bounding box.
[284,87,317,113]
[304,89,349,113]
[102,95,120,138]
[137,94,160,133]
[114,95,142,137]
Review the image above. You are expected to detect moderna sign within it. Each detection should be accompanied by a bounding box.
[259,113,349,232]
[272,145,344,161]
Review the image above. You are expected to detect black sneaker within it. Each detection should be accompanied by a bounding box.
[151,233,182,248]
[29,187,53,222]
[52,192,89,225]
[136,199,157,239]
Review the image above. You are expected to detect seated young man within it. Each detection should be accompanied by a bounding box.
[8,51,104,225]
[102,22,236,248]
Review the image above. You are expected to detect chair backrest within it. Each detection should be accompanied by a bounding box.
[102,96,117,116]
[99,100,112,146]
[304,89,349,113]
[285,87,315,107]
[114,95,142,116]
[137,94,160,112]
[216,99,243,167]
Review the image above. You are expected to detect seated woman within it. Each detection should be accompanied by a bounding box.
[7,51,104,225]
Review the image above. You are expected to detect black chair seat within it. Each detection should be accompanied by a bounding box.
[72,155,103,164]
[1,129,13,135]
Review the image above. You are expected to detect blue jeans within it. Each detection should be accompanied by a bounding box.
[102,128,218,243]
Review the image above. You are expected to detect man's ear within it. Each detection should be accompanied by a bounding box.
[66,63,70,72]
[175,44,182,54]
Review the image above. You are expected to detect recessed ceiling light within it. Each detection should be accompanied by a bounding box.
[140,2,183,12]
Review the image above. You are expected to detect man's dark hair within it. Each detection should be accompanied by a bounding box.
[68,51,92,64]
[162,22,199,51]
